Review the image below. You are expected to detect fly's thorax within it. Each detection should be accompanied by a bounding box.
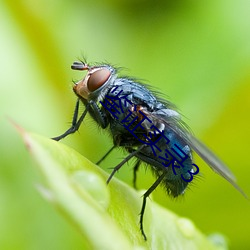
[73,64,117,102]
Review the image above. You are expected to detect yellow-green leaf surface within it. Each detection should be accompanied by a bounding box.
[19,128,226,250]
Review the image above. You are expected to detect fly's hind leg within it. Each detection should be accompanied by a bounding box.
[133,160,141,189]
[140,172,167,240]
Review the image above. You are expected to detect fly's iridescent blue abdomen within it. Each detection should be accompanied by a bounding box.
[139,129,194,196]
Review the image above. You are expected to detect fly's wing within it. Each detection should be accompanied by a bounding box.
[186,133,247,198]
[146,109,248,198]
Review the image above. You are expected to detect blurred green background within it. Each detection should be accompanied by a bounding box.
[0,0,250,249]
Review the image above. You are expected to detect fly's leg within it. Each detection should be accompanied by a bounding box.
[133,160,141,189]
[96,145,116,165]
[52,99,88,141]
[140,172,167,240]
[107,144,146,184]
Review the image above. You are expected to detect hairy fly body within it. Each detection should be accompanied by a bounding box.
[52,60,246,240]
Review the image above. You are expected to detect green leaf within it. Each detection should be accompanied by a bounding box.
[19,128,227,250]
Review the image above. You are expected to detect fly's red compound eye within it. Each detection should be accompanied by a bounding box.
[87,68,111,92]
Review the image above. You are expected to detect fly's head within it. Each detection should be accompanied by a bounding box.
[72,61,116,101]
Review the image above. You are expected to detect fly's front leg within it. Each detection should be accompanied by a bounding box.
[52,99,89,141]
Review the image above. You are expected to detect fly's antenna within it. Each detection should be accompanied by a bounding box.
[71,61,89,71]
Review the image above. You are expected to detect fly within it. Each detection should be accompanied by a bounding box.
[52,60,247,240]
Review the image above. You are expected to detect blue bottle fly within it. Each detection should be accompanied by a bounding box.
[52,60,246,240]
